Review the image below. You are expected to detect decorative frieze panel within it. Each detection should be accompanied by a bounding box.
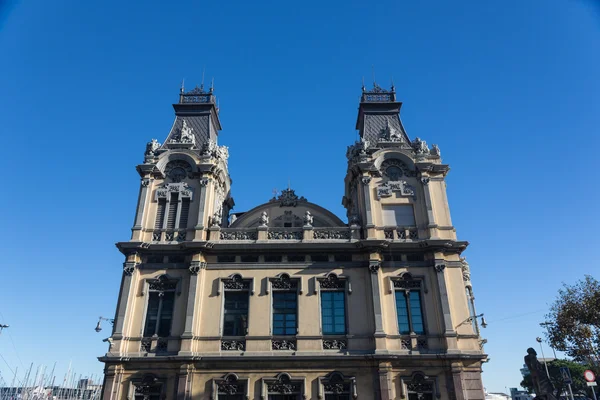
[212,373,247,399]
[220,229,258,240]
[221,340,246,351]
[148,275,177,292]
[262,373,305,399]
[270,274,298,291]
[319,372,357,399]
[223,275,250,291]
[267,229,302,240]
[318,274,346,290]
[322,339,347,350]
[155,182,193,200]
[271,339,296,351]
[140,338,152,353]
[313,228,351,240]
[380,159,416,179]
[377,180,415,199]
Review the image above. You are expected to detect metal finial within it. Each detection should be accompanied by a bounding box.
[362,76,365,91]
[180,78,185,93]
[372,65,376,86]
[391,76,395,91]
[210,77,214,93]
[201,67,205,88]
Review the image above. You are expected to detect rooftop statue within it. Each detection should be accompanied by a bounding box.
[524,348,557,400]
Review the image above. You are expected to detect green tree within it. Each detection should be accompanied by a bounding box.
[544,275,600,369]
[520,359,591,397]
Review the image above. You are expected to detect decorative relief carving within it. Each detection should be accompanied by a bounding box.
[406,374,434,394]
[393,278,422,290]
[346,139,370,164]
[123,262,137,276]
[170,119,195,145]
[141,179,151,187]
[368,260,380,273]
[155,182,193,199]
[360,176,371,185]
[319,274,345,289]
[267,230,302,240]
[223,275,250,290]
[165,160,192,182]
[189,262,206,275]
[380,159,416,179]
[156,338,168,352]
[412,137,430,155]
[376,180,415,199]
[134,375,162,398]
[271,339,297,351]
[220,230,258,240]
[267,375,301,394]
[379,119,403,142]
[216,374,244,395]
[417,338,428,349]
[200,139,229,164]
[430,144,441,157]
[271,274,297,290]
[148,275,177,292]
[270,188,307,207]
[221,340,245,351]
[435,264,446,273]
[313,229,351,240]
[322,339,347,350]
[460,257,471,281]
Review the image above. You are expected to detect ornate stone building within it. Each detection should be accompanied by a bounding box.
[99,83,487,400]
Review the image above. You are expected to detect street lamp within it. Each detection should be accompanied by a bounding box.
[94,317,114,333]
[536,336,552,380]
[540,322,558,359]
[0,324,8,335]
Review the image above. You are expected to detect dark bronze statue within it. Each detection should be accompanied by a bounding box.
[524,348,557,400]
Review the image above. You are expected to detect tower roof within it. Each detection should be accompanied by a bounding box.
[160,84,222,151]
[355,84,411,145]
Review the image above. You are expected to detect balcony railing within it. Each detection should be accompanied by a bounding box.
[382,226,419,241]
[152,229,188,242]
[213,226,359,242]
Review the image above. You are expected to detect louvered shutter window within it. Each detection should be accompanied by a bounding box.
[382,205,415,226]
[155,198,167,229]
[178,198,190,229]
[166,193,178,229]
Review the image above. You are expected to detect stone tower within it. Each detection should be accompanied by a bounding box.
[100,83,486,400]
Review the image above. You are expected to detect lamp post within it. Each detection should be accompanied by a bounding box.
[0,324,8,335]
[540,322,558,359]
[536,337,552,379]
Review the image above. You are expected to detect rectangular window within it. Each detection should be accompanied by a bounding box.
[143,291,175,337]
[325,395,350,400]
[382,205,415,226]
[265,255,283,263]
[166,193,178,229]
[270,396,300,400]
[240,255,259,263]
[334,254,352,262]
[223,291,249,336]
[395,290,425,335]
[321,291,346,335]
[178,198,190,229]
[311,254,329,262]
[273,292,297,335]
[217,255,236,263]
[219,395,244,400]
[155,199,167,229]
[287,254,305,262]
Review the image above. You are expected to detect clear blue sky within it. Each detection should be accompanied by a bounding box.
[0,0,599,393]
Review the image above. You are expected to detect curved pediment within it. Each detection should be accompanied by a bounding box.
[229,189,346,228]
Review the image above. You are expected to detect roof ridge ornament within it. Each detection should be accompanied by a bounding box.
[270,188,307,207]
[361,83,396,102]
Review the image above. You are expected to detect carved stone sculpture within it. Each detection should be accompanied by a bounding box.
[380,119,403,142]
[259,211,269,226]
[303,210,313,227]
[412,137,429,155]
[431,144,441,157]
[524,348,557,400]
[460,257,471,282]
[170,119,195,145]
[145,139,160,157]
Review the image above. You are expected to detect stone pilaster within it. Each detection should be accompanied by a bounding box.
[131,177,152,241]
[193,178,210,240]
[435,262,458,350]
[112,255,139,344]
[378,362,393,400]
[180,257,206,356]
[176,365,194,400]
[420,174,439,239]
[360,176,376,239]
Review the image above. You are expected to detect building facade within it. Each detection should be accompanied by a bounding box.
[99,83,487,400]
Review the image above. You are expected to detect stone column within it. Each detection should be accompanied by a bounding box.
[112,257,139,344]
[369,256,387,353]
[176,365,193,400]
[101,365,123,400]
[451,364,467,400]
[131,178,152,241]
[180,258,205,356]
[435,263,458,350]
[193,178,210,240]
[420,175,439,239]
[378,362,393,400]
[360,176,376,239]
